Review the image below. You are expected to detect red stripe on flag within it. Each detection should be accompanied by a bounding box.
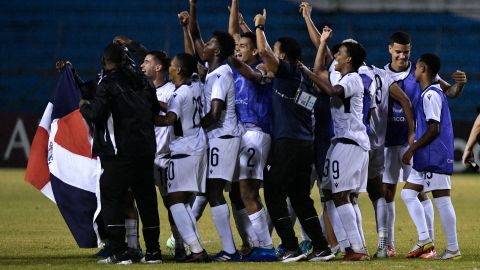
[54,109,93,158]
[25,127,50,189]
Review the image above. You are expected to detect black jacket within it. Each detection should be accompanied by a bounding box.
[80,67,160,158]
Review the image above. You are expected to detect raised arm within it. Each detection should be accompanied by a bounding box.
[313,26,332,75]
[227,55,263,82]
[189,0,206,61]
[178,11,195,56]
[254,9,279,73]
[298,62,344,97]
[389,82,415,145]
[228,0,241,42]
[299,2,320,48]
[439,70,467,98]
[238,12,252,33]
[463,114,480,166]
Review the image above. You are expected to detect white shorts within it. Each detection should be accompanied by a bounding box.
[407,169,451,193]
[153,153,170,197]
[319,144,334,191]
[235,130,271,181]
[207,136,241,182]
[167,152,207,194]
[322,142,369,193]
[368,146,385,179]
[383,145,412,184]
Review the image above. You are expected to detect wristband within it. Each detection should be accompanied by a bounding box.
[255,24,265,31]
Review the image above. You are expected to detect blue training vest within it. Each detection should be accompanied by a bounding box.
[385,65,421,146]
[232,62,273,134]
[413,85,454,175]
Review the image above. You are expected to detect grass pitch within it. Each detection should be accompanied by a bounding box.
[0,168,479,269]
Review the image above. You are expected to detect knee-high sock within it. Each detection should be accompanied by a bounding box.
[211,204,236,254]
[232,207,258,247]
[125,218,138,249]
[191,195,208,221]
[422,199,435,242]
[386,201,395,246]
[434,196,459,251]
[249,208,273,248]
[401,189,430,241]
[326,200,349,250]
[170,203,203,253]
[374,198,388,248]
[336,203,363,252]
[352,202,366,247]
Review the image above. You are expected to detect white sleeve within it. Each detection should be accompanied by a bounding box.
[337,73,360,98]
[211,72,234,102]
[422,90,442,122]
[369,81,377,109]
[168,90,184,120]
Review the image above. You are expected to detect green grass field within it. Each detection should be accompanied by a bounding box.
[0,168,479,269]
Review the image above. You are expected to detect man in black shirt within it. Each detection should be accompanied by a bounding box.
[80,43,161,264]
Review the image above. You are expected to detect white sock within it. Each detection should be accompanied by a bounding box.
[249,208,273,248]
[374,198,388,248]
[401,189,430,241]
[434,196,459,251]
[319,209,327,239]
[326,200,349,249]
[336,203,363,252]
[211,204,236,254]
[191,195,208,221]
[386,201,395,246]
[185,204,201,240]
[233,207,258,247]
[286,197,297,225]
[171,223,184,248]
[170,203,203,253]
[125,218,138,249]
[422,199,435,242]
[353,202,366,247]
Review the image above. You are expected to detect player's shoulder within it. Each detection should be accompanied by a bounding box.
[422,85,442,101]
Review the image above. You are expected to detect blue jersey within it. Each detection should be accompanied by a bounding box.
[233,62,272,134]
[413,84,454,175]
[384,63,421,147]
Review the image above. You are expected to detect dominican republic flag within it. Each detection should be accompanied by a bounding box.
[25,65,102,248]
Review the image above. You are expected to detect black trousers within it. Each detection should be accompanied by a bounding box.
[100,155,160,255]
[264,139,328,251]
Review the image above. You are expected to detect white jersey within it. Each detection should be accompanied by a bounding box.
[168,82,207,155]
[204,64,243,138]
[362,65,394,150]
[331,72,371,151]
[155,82,175,156]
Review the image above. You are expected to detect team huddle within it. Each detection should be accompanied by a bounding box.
[73,0,468,264]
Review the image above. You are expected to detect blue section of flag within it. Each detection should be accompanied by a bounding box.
[47,66,99,248]
[50,174,98,248]
[51,66,82,120]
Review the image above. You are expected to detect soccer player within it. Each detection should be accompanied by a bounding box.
[225,0,275,261]
[188,3,243,260]
[254,9,333,263]
[155,53,210,263]
[383,32,466,257]
[299,32,370,260]
[400,53,460,260]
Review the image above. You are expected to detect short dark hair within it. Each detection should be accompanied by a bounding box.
[240,32,257,49]
[174,53,198,79]
[103,43,126,66]
[390,31,411,45]
[341,41,366,71]
[277,37,301,62]
[212,31,235,61]
[418,53,441,77]
[147,50,170,70]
